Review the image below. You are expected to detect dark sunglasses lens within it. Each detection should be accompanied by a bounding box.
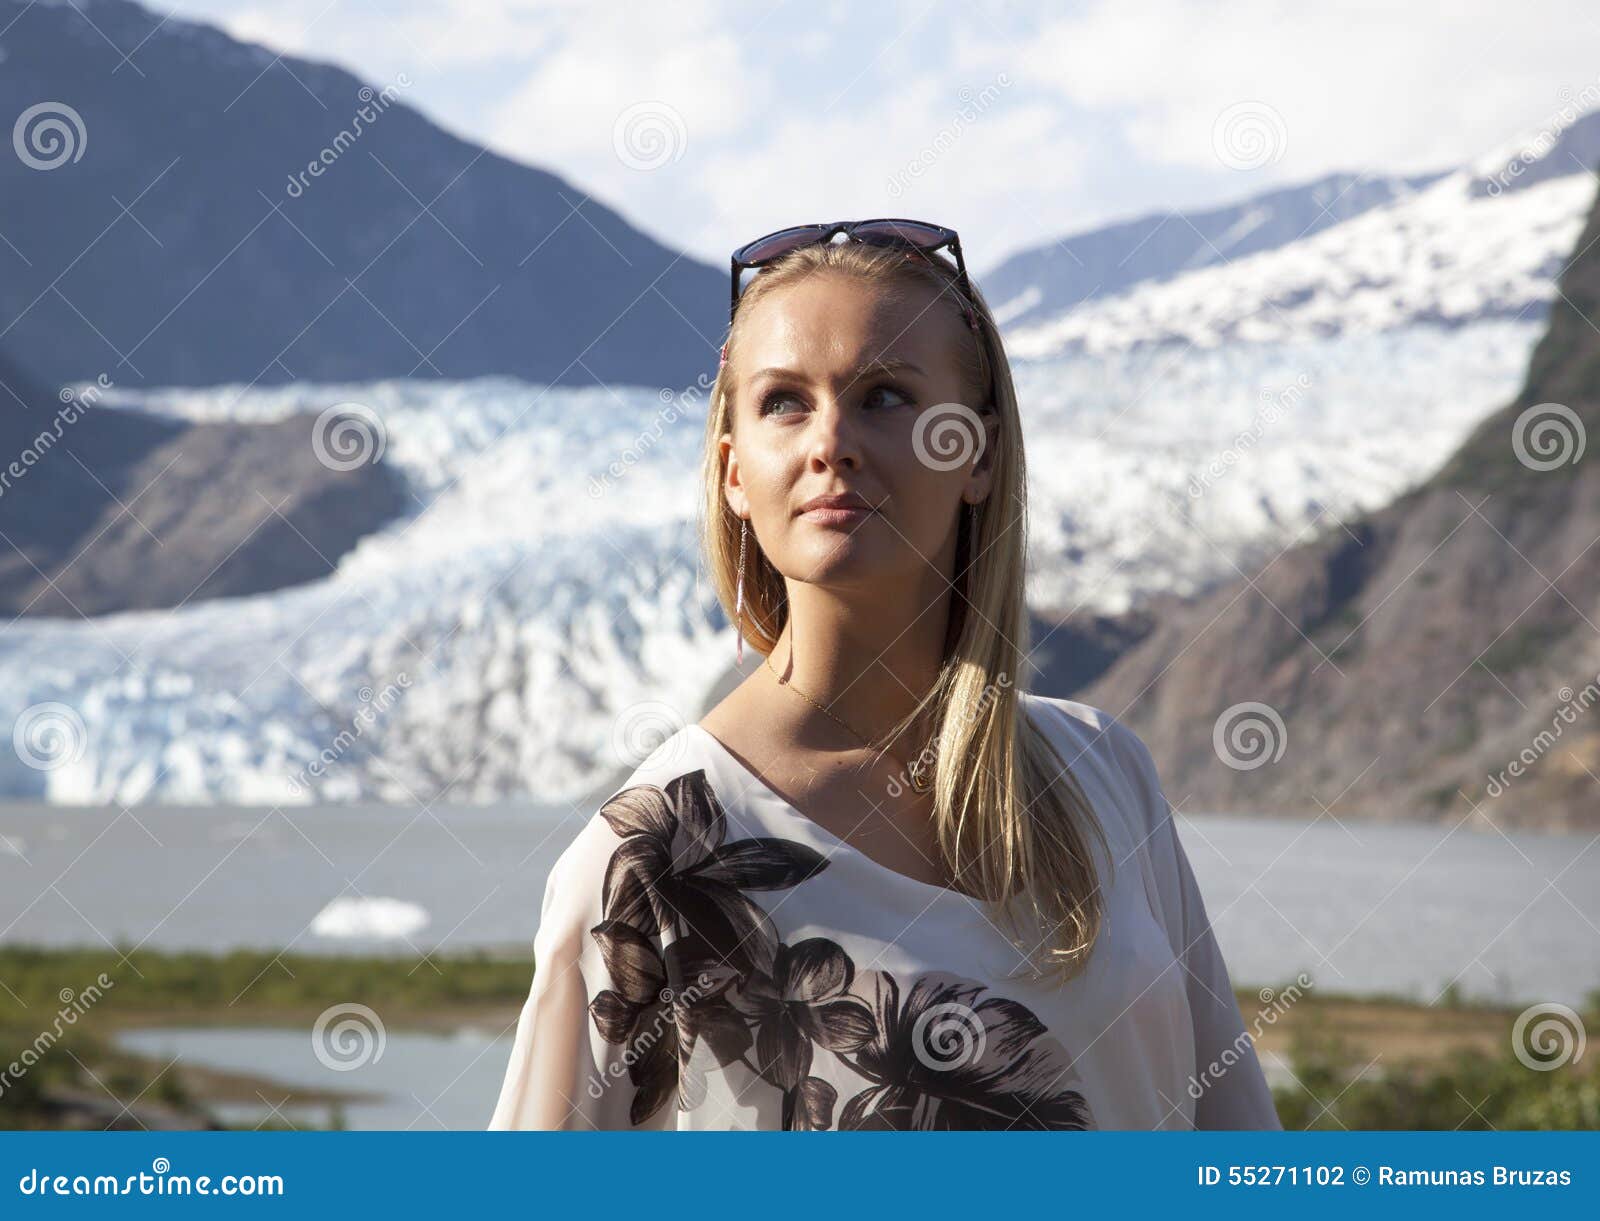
[735,227,825,265]
[851,220,952,249]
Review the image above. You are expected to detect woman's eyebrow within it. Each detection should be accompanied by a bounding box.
[855,356,925,378]
[747,358,926,385]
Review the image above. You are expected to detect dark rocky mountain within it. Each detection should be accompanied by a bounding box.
[0,0,723,393]
[0,353,406,617]
[1066,177,1600,832]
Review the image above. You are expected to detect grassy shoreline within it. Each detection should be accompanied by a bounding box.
[1,945,1594,1130]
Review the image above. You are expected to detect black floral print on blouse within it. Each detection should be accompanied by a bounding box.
[587,770,1094,1130]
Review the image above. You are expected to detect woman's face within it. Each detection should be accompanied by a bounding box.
[720,271,996,593]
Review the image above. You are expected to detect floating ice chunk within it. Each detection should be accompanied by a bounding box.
[310,896,429,941]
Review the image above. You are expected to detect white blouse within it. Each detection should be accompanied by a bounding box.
[488,693,1281,1131]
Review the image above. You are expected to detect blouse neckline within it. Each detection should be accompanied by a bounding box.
[684,722,986,907]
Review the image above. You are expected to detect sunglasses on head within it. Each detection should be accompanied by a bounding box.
[727,218,975,326]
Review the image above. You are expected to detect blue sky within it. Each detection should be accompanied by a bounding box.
[153,0,1600,272]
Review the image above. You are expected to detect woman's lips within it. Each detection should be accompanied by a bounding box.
[798,505,874,528]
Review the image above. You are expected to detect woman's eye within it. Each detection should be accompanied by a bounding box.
[863,384,914,410]
[758,391,804,417]
[757,385,912,416]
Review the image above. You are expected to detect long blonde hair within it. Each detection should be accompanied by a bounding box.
[698,239,1106,982]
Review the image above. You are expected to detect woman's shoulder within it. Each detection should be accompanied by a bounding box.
[546,725,725,888]
[548,700,1172,891]
[1020,692,1172,834]
[1021,691,1156,769]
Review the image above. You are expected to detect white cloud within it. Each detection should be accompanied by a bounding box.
[485,4,755,170]
[162,0,1600,267]
[662,74,1090,270]
[1014,0,1600,177]
[216,5,314,57]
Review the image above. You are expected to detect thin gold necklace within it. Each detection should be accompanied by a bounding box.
[762,651,938,794]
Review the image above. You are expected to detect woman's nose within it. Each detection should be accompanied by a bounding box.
[806,397,861,469]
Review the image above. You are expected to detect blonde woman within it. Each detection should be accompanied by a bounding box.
[489,220,1280,1131]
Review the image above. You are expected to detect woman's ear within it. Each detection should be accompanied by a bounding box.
[964,412,1000,504]
[719,431,749,518]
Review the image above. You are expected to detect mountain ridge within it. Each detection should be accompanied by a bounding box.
[0,0,724,393]
[983,169,1447,329]
[1072,173,1600,831]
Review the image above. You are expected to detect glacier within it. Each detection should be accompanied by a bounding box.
[0,315,1544,807]
[8,3,1600,810]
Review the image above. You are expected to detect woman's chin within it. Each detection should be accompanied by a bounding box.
[782,530,865,571]
[788,535,925,586]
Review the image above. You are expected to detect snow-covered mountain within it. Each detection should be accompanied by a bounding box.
[4,107,1597,807]
[1083,171,1600,833]
[987,109,1600,351]
[1004,163,1593,359]
[982,170,1446,331]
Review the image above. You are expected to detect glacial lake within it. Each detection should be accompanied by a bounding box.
[3,801,1593,1003]
[2,801,1594,1129]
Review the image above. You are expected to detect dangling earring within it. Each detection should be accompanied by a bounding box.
[734,517,748,667]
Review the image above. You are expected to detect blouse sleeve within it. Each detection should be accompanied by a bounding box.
[1109,720,1283,1131]
[487,822,677,1131]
